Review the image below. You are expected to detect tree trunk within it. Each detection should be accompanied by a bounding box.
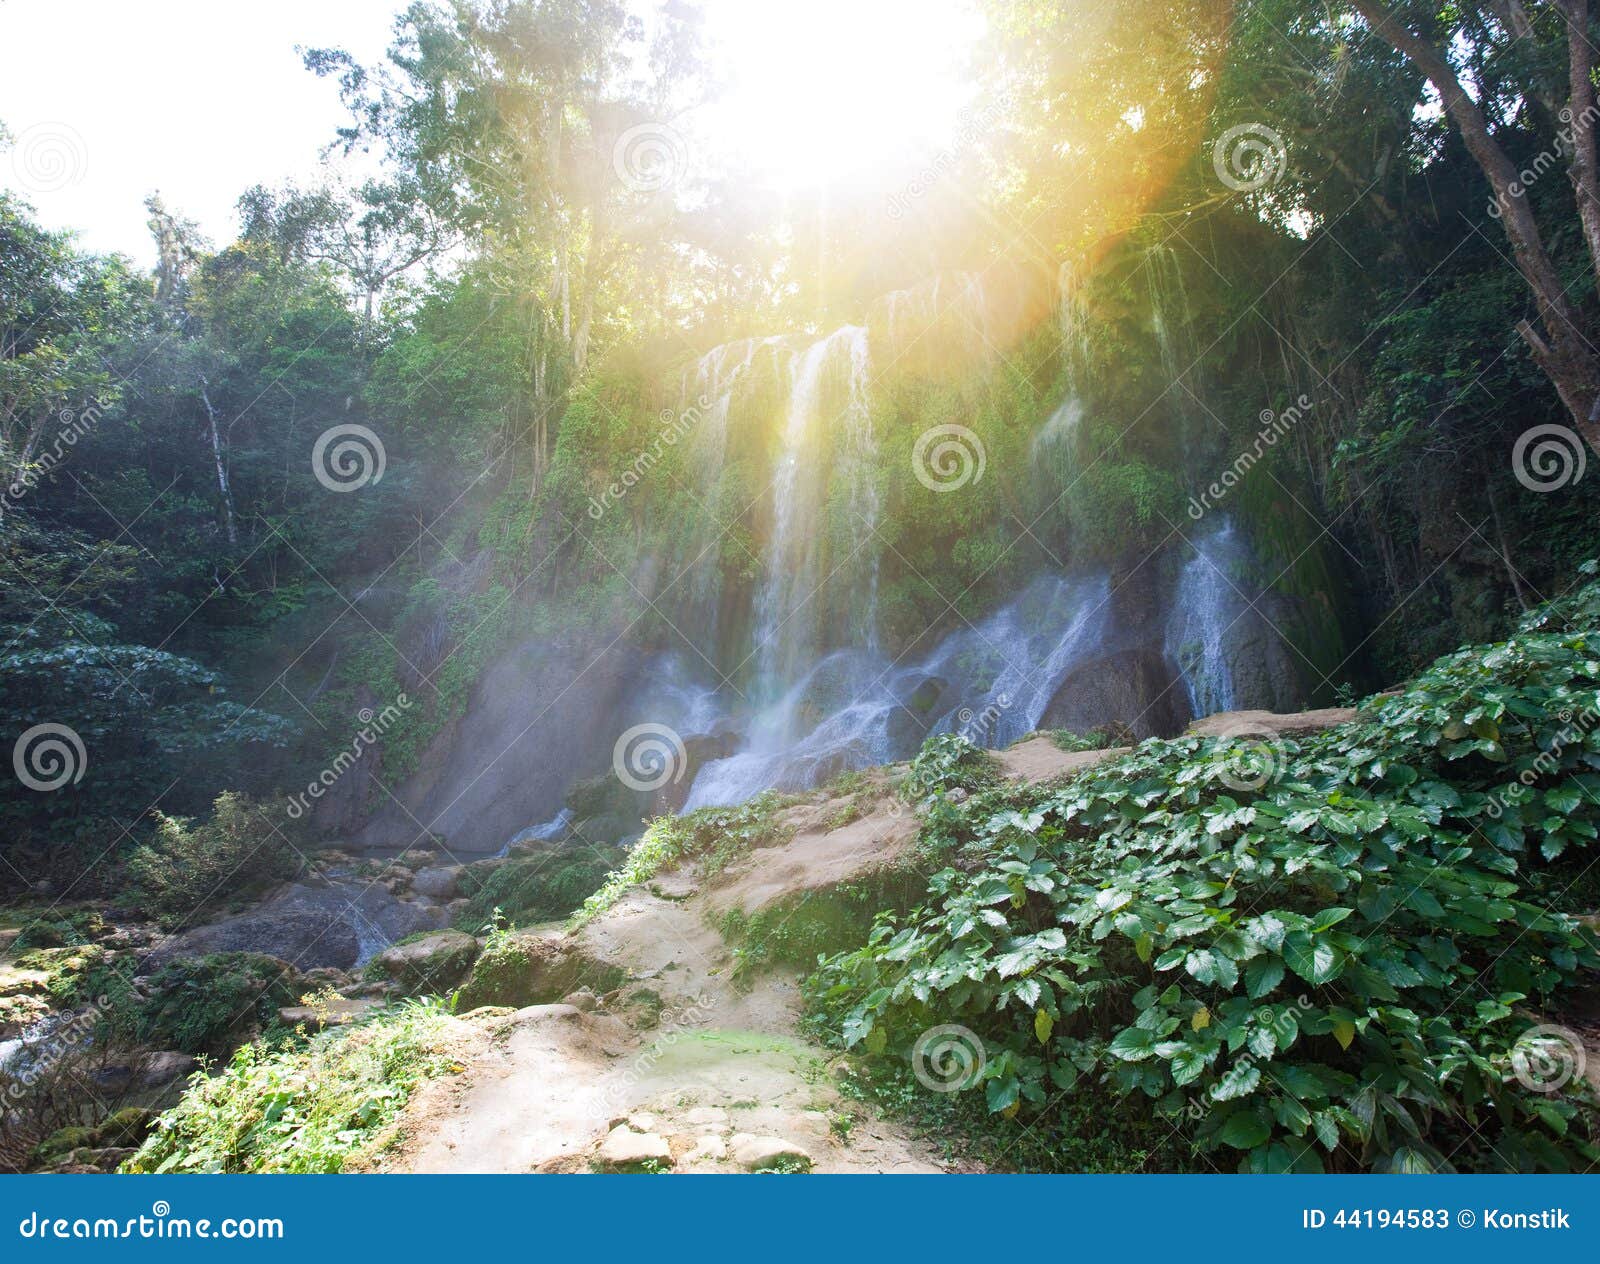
[1559,0,1600,293]
[1351,0,1600,453]
[198,376,239,547]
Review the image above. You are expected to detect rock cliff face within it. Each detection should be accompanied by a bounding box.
[353,635,641,854]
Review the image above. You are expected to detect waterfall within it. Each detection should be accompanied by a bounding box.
[837,328,880,652]
[1165,519,1246,717]
[1031,395,1083,468]
[687,571,1113,809]
[753,326,867,694]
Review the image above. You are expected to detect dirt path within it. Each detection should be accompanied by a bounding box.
[384,710,1352,1174]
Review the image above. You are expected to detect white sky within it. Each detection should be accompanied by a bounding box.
[0,0,406,264]
[0,0,981,266]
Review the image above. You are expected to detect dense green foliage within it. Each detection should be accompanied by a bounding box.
[124,1000,455,1173]
[452,848,621,931]
[110,953,298,1057]
[122,793,303,929]
[572,792,791,927]
[808,576,1600,1173]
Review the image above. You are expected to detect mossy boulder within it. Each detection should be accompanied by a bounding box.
[372,929,479,996]
[455,931,624,1011]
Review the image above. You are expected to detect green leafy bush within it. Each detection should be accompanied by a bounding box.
[122,793,303,929]
[808,579,1600,1173]
[109,953,296,1055]
[124,1000,453,1173]
[453,849,621,931]
[905,732,999,800]
[572,792,790,927]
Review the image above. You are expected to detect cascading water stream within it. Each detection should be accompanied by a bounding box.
[1165,518,1246,718]
[686,572,1112,809]
[753,326,868,697]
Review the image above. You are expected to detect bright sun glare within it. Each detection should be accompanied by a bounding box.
[698,0,986,190]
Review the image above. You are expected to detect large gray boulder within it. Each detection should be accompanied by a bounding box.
[372,929,480,995]
[144,910,360,971]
